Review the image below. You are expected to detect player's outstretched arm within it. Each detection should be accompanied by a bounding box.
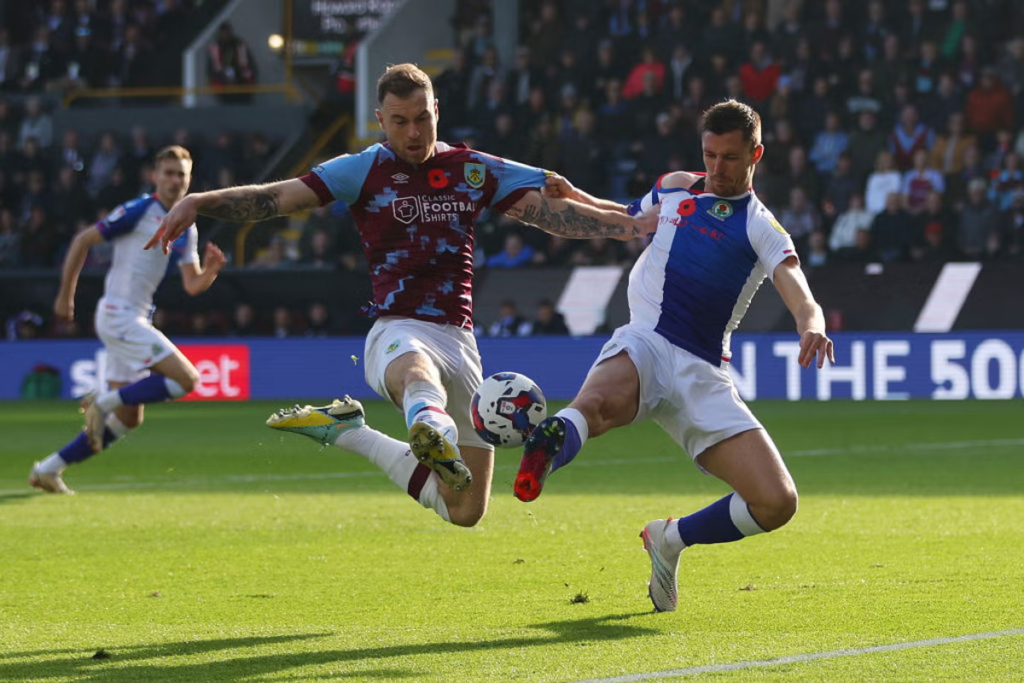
[543,174,628,213]
[54,226,104,321]
[146,178,321,253]
[773,257,835,369]
[180,242,227,296]
[504,190,656,241]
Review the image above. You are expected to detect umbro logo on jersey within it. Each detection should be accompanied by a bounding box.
[391,173,410,183]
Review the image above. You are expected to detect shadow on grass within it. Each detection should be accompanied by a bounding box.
[0,491,38,504]
[0,612,655,682]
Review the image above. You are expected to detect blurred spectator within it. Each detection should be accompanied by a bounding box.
[983,129,1016,173]
[957,178,996,259]
[525,299,569,336]
[19,26,62,91]
[940,1,972,60]
[525,114,560,172]
[251,234,294,269]
[805,230,829,268]
[999,190,1024,259]
[808,111,849,178]
[50,166,93,236]
[929,112,975,176]
[738,40,779,107]
[229,303,258,336]
[434,49,472,136]
[207,22,255,103]
[665,43,696,103]
[559,108,606,193]
[911,40,945,99]
[622,46,665,99]
[797,76,831,145]
[988,153,1024,211]
[846,69,884,120]
[487,300,529,337]
[848,110,887,183]
[112,23,149,90]
[824,153,858,215]
[778,145,820,208]
[526,1,562,69]
[911,191,957,259]
[95,166,133,212]
[272,306,296,338]
[0,28,20,90]
[778,186,819,254]
[922,72,964,133]
[861,0,894,63]
[0,208,21,268]
[889,104,934,171]
[484,112,519,160]
[901,149,945,214]
[189,311,216,336]
[916,222,964,263]
[834,227,879,263]
[505,46,539,111]
[955,34,982,92]
[870,192,914,261]
[305,302,331,337]
[86,132,121,197]
[20,205,57,266]
[6,311,44,340]
[866,150,904,215]
[18,98,53,149]
[571,237,626,266]
[300,227,337,269]
[55,129,85,174]
[487,232,535,268]
[871,34,912,109]
[467,45,502,111]
[829,193,873,252]
[964,69,1015,141]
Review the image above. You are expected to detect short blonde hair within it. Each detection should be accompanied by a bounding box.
[154,145,192,164]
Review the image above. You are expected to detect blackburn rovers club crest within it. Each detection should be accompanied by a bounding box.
[708,200,733,220]
[464,162,486,189]
[392,196,420,224]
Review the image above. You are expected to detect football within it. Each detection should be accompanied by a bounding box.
[471,372,547,448]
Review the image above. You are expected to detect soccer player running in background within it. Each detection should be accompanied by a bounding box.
[148,64,652,527]
[31,146,226,494]
[515,100,835,611]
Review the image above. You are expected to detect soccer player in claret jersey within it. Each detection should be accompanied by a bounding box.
[515,100,836,611]
[149,64,652,527]
[30,146,226,494]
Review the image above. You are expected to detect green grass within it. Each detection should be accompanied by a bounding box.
[1,399,1023,682]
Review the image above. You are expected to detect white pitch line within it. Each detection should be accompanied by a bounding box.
[569,628,1024,683]
[3,438,1020,496]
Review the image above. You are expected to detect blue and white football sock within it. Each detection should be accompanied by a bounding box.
[40,414,136,472]
[95,376,187,412]
[549,408,589,473]
[333,425,450,521]
[404,380,458,447]
[667,493,766,552]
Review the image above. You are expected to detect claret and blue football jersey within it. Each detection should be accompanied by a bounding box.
[301,142,547,328]
[627,174,797,366]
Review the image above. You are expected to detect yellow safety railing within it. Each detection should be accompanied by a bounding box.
[234,112,352,265]
[62,83,302,108]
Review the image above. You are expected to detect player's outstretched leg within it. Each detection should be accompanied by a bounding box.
[640,518,683,612]
[84,375,189,451]
[266,395,456,522]
[514,408,589,502]
[31,413,136,495]
[266,397,366,444]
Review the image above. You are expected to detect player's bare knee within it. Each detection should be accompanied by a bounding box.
[753,487,798,531]
[448,499,487,527]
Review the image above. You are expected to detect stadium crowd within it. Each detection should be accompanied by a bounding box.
[4,0,1024,339]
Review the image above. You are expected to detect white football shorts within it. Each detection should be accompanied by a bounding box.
[590,323,763,465]
[94,300,177,384]
[364,316,493,451]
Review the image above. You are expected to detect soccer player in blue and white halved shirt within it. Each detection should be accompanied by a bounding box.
[30,146,226,494]
[515,100,836,612]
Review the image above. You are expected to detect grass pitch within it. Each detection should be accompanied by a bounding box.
[1,399,1022,682]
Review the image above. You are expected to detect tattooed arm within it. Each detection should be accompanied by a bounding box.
[146,179,320,253]
[504,189,657,241]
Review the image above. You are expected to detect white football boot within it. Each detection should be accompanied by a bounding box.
[640,518,683,612]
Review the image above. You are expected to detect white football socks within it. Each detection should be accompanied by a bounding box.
[403,380,459,447]
[333,425,451,521]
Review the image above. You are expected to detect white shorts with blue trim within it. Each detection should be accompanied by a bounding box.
[364,316,493,452]
[590,323,763,464]
[94,299,176,385]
